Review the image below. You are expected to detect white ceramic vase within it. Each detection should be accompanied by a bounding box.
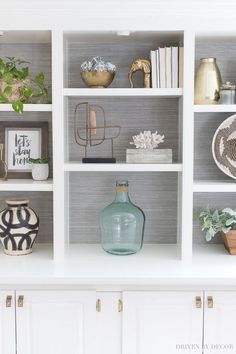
[32,163,49,181]
[0,199,39,256]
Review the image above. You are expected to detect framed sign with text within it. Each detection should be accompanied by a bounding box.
[0,122,48,179]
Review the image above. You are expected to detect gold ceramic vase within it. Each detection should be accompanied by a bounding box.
[194,58,222,105]
[0,144,7,181]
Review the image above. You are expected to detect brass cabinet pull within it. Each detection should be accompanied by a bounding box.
[118,299,123,312]
[195,296,202,308]
[6,295,12,308]
[96,299,101,312]
[18,295,24,307]
[207,296,213,308]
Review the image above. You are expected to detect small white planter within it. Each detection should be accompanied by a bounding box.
[31,163,49,181]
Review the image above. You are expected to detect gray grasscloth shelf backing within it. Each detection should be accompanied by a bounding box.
[193,38,236,244]
[194,113,233,181]
[0,192,53,244]
[195,38,236,86]
[66,97,180,163]
[0,42,52,176]
[0,42,53,246]
[69,172,178,244]
[65,33,183,88]
[0,43,51,87]
[195,37,236,181]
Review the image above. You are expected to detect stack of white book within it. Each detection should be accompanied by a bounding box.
[150,47,183,88]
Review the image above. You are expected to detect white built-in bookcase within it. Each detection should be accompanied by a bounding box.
[1,29,236,265]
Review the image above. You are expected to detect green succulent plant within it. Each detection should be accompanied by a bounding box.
[197,207,236,241]
[0,57,50,113]
[29,157,49,164]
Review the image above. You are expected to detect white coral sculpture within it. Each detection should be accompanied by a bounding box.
[130,131,165,149]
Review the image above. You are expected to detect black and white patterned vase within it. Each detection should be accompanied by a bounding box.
[0,199,39,256]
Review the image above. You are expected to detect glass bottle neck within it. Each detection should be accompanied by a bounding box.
[114,186,130,203]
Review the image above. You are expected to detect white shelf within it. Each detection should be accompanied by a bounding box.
[0,104,52,112]
[63,88,183,97]
[1,244,236,285]
[193,180,236,193]
[64,162,182,172]
[0,244,182,284]
[0,244,53,284]
[194,105,236,113]
[0,179,53,191]
[193,245,236,276]
[63,244,236,283]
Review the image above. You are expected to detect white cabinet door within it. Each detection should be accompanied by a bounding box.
[16,290,97,354]
[97,292,122,354]
[0,291,15,354]
[123,291,203,354]
[204,291,236,354]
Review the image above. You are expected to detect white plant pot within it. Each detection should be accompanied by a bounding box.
[32,163,49,181]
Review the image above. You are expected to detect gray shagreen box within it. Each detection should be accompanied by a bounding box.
[126,149,173,163]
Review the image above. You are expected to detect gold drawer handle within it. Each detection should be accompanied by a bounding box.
[18,295,24,307]
[96,299,101,312]
[195,296,202,308]
[6,295,12,307]
[118,299,123,312]
[207,296,213,308]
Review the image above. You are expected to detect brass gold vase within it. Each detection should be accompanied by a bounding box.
[80,71,115,88]
[194,58,222,105]
[0,144,7,181]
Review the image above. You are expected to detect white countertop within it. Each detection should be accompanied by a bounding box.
[0,244,236,288]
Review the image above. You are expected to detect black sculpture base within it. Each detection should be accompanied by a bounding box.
[82,157,116,163]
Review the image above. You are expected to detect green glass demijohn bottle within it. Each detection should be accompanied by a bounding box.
[100,180,145,255]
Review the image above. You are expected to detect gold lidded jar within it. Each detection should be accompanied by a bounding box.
[220,81,235,104]
[194,58,222,105]
[0,144,7,181]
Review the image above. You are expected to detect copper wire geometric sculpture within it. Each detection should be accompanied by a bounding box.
[74,102,121,163]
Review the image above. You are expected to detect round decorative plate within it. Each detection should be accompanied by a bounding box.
[212,114,236,179]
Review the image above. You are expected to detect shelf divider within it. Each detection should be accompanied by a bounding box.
[63,88,183,97]
[0,179,53,192]
[193,180,236,193]
[194,104,236,113]
[180,30,195,261]
[0,104,52,112]
[64,163,183,172]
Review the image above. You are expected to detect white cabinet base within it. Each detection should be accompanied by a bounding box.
[16,291,96,354]
[122,291,203,354]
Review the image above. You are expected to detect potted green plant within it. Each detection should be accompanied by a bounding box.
[29,157,49,181]
[0,57,50,113]
[197,207,236,255]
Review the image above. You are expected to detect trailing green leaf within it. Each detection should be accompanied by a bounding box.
[12,101,23,114]
[2,72,13,84]
[0,95,8,103]
[23,87,33,97]
[3,86,12,96]
[34,72,44,85]
[19,67,29,80]
[0,63,6,76]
